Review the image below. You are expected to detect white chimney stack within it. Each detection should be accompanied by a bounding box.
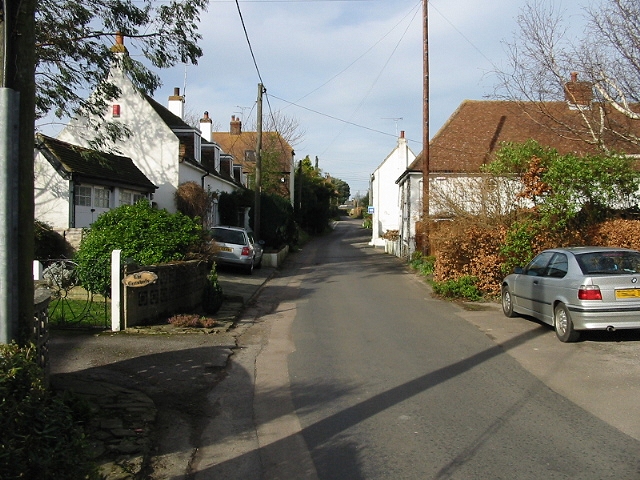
[168,87,184,119]
[199,111,213,141]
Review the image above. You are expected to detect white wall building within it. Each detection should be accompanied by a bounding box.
[56,34,240,220]
[369,131,416,248]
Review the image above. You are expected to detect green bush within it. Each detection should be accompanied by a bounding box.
[255,192,298,249]
[0,343,99,479]
[202,267,224,314]
[431,275,482,301]
[75,201,204,295]
[410,253,435,276]
[34,220,72,260]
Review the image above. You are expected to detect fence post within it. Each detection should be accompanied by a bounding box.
[111,249,121,331]
[32,260,42,280]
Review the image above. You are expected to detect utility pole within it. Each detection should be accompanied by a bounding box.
[422,0,430,254]
[254,83,265,241]
[0,0,37,344]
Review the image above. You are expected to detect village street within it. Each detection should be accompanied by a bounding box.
[190,218,640,479]
[49,218,640,479]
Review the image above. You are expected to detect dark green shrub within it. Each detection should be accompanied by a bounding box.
[202,267,223,314]
[75,201,204,295]
[0,343,99,479]
[218,190,254,227]
[34,220,72,260]
[431,275,482,301]
[255,192,297,249]
[410,253,435,276]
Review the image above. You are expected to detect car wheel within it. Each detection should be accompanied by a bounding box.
[255,256,262,269]
[554,303,580,343]
[501,285,517,318]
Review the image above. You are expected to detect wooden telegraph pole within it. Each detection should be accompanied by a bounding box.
[422,0,430,254]
[254,83,265,241]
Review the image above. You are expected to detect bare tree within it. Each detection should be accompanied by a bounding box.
[495,0,640,151]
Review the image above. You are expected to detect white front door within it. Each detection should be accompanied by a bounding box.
[74,185,111,227]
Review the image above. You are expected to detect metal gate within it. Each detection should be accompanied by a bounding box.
[40,259,110,329]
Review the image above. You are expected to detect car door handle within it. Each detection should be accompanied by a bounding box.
[533,280,539,285]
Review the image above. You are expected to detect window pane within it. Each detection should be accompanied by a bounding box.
[94,187,110,208]
[120,191,133,205]
[74,186,92,206]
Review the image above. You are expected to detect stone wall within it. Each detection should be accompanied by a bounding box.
[123,261,209,327]
[53,228,84,251]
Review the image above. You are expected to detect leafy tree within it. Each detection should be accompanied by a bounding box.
[295,156,336,234]
[495,0,640,151]
[485,140,640,229]
[331,178,351,204]
[75,201,204,295]
[485,139,640,271]
[35,0,207,138]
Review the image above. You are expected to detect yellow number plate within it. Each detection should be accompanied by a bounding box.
[218,246,232,252]
[616,288,640,299]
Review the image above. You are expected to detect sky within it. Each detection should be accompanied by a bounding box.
[149,0,587,198]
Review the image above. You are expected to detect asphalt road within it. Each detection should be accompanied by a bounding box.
[54,218,640,479]
[239,218,640,479]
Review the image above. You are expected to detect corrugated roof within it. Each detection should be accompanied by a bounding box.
[35,133,157,190]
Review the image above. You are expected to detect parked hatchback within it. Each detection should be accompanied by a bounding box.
[501,246,640,342]
[211,226,263,274]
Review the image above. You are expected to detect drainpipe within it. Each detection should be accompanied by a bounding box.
[69,176,76,228]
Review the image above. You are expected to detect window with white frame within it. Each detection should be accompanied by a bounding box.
[74,185,111,208]
[120,190,147,205]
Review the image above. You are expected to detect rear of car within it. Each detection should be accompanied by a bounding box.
[211,226,261,274]
[502,246,640,342]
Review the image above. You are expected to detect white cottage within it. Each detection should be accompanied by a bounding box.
[34,134,156,229]
[369,131,416,248]
[56,33,241,226]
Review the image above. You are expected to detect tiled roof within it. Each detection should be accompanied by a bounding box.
[35,133,157,190]
[213,130,294,173]
[428,100,640,173]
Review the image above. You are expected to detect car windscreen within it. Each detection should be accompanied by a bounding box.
[575,251,640,274]
[212,229,246,245]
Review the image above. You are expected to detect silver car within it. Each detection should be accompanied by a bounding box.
[501,246,640,342]
[211,226,263,274]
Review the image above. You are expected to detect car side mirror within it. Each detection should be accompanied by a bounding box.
[514,266,524,274]
[258,240,265,245]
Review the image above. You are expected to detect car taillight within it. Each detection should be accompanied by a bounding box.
[578,285,602,300]
[241,246,251,256]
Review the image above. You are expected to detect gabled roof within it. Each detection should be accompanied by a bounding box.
[428,100,640,173]
[35,133,157,191]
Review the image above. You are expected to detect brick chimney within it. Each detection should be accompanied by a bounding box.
[564,72,593,107]
[230,115,242,135]
[199,111,212,141]
[110,31,127,54]
[168,87,184,119]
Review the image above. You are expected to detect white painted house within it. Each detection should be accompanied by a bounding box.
[54,33,242,227]
[34,134,157,229]
[369,131,416,248]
